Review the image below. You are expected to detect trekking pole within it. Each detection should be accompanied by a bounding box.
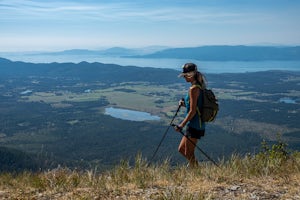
[148,100,183,164]
[171,124,219,167]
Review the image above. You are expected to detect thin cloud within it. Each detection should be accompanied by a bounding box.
[0,0,257,24]
[1,0,299,51]
[0,0,117,20]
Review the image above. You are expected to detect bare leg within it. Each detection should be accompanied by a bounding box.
[178,136,198,167]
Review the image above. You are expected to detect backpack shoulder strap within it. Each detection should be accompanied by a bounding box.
[190,84,203,90]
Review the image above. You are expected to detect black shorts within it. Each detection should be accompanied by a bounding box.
[185,126,205,139]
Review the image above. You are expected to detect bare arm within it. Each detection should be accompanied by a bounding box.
[178,86,200,129]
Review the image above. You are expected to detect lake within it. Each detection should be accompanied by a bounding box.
[1,53,300,74]
[105,107,160,121]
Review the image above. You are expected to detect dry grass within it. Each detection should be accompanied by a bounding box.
[0,152,300,200]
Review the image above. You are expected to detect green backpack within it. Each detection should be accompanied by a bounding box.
[200,88,219,122]
[193,85,219,122]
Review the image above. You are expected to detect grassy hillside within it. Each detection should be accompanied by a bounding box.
[0,141,299,199]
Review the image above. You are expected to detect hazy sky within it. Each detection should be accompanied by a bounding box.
[1,0,300,51]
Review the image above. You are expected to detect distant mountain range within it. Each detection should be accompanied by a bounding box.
[21,45,300,61]
[30,46,169,57]
[134,45,300,61]
[40,47,139,56]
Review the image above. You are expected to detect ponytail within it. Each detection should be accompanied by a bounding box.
[194,71,207,89]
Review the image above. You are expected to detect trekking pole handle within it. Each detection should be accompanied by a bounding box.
[171,123,183,131]
[178,98,185,107]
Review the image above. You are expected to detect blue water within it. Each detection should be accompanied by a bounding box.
[105,107,160,121]
[1,53,299,74]
[279,97,297,104]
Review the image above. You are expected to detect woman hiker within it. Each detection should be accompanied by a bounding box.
[174,63,207,167]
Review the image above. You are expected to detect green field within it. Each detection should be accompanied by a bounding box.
[20,82,188,121]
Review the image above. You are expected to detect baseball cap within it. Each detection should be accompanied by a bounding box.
[178,63,197,77]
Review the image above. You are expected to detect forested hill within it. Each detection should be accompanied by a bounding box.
[0,58,178,84]
[135,45,300,61]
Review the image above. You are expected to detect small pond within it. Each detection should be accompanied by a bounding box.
[105,107,160,121]
[279,97,297,104]
[20,90,33,95]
